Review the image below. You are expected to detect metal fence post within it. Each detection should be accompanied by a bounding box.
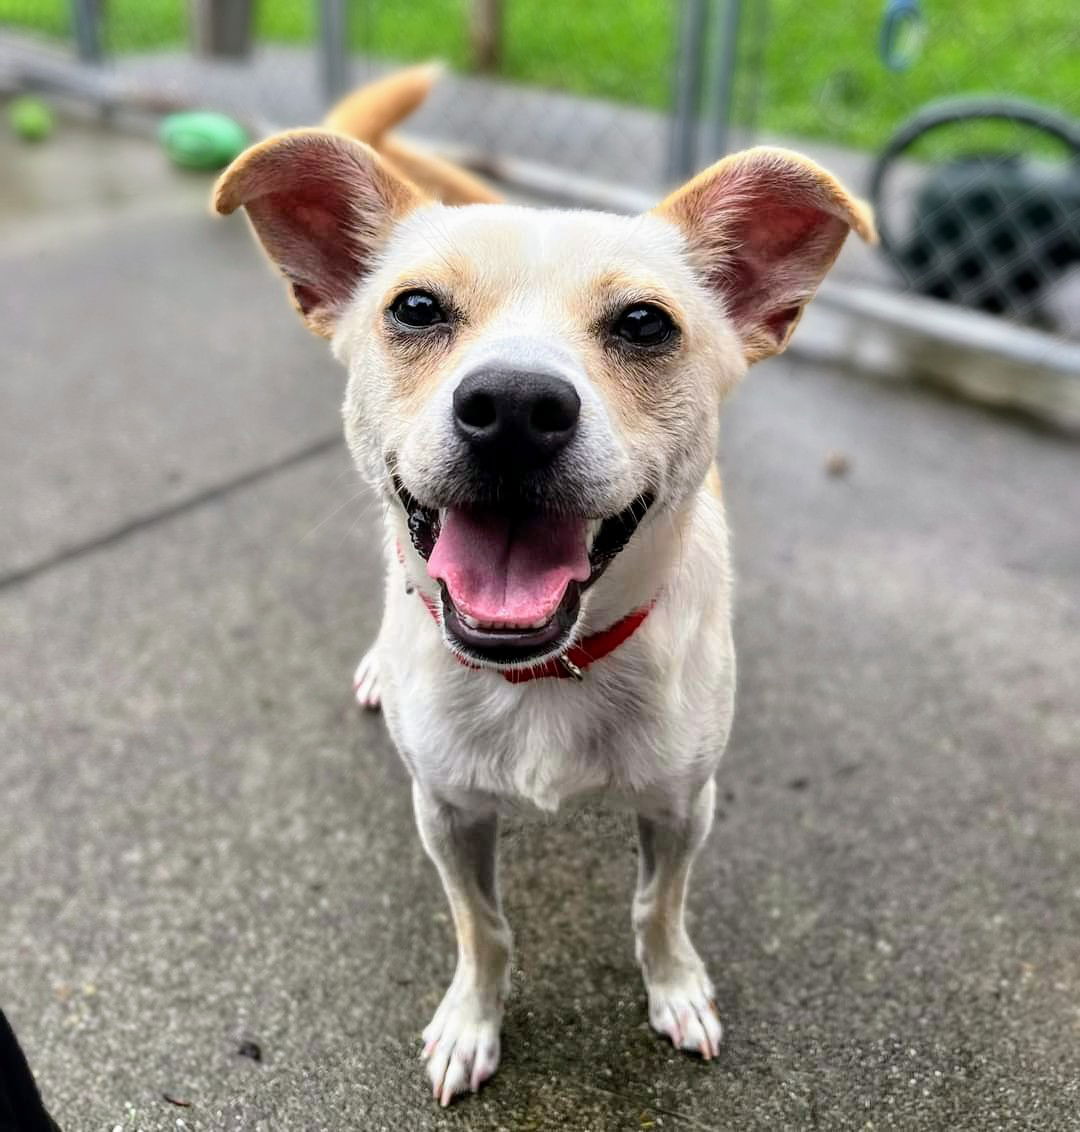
[319,0,350,103]
[668,0,709,183]
[708,0,742,160]
[70,0,103,64]
[470,0,503,73]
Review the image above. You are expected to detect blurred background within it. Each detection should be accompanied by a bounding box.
[3,0,1079,371]
[1,3,1078,1130]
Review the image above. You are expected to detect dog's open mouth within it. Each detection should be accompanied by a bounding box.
[394,479,653,665]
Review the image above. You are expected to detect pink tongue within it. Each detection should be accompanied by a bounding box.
[428,508,591,624]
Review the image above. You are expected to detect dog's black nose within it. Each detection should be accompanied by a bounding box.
[453,369,581,471]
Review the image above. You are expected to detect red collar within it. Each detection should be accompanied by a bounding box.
[415,589,653,683]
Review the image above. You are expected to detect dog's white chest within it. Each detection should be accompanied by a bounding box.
[386,663,619,812]
[377,497,736,815]
[504,713,610,811]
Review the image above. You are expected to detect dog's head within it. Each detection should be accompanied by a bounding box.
[215,132,873,669]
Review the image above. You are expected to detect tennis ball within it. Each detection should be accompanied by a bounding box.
[8,96,55,142]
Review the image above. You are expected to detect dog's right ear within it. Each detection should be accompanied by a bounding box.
[213,129,424,337]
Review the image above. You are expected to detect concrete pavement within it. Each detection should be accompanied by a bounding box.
[2,122,1079,1131]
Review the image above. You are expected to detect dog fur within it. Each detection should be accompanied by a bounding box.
[213,65,875,1106]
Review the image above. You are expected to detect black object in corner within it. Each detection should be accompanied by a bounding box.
[0,1011,61,1132]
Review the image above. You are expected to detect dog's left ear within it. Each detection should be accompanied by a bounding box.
[655,146,876,362]
[213,129,424,336]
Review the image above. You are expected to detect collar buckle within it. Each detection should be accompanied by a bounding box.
[557,654,585,681]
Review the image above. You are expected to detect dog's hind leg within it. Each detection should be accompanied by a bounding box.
[413,784,511,1106]
[633,778,723,1060]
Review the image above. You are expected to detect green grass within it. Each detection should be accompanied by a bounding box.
[2,0,1077,151]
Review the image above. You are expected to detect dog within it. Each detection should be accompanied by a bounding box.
[213,65,874,1106]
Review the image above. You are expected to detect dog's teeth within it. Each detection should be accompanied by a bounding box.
[458,613,552,632]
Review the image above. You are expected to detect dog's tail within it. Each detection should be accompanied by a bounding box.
[322,62,442,144]
[323,63,501,205]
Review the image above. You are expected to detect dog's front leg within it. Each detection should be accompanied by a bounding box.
[413,782,511,1105]
[633,777,722,1060]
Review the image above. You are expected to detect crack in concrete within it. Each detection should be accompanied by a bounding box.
[0,433,343,591]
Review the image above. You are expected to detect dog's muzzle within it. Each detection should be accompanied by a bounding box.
[391,365,651,667]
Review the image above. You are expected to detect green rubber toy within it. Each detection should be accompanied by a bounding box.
[8,96,55,142]
[159,111,250,171]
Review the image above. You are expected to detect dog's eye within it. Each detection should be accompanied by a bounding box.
[390,289,446,328]
[613,304,675,347]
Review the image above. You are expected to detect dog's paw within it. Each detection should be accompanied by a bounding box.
[421,988,502,1106]
[646,966,723,1060]
[352,647,381,711]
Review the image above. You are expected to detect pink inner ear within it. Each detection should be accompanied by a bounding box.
[708,195,837,331]
[746,200,827,260]
[680,154,854,354]
[217,130,417,332]
[243,169,376,320]
[294,203,340,239]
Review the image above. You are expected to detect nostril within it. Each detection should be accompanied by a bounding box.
[457,391,498,431]
[531,390,580,435]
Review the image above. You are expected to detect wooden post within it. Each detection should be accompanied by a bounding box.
[470,0,502,73]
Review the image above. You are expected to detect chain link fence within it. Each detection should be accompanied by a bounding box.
[2,0,1078,343]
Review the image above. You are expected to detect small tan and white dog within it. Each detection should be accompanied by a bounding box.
[214,66,874,1106]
